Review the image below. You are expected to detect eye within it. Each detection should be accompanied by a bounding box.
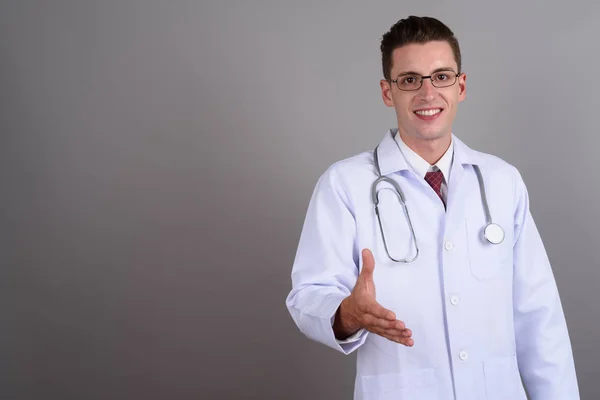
[434,72,449,81]
[401,75,418,85]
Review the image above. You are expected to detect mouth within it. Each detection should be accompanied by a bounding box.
[414,108,443,120]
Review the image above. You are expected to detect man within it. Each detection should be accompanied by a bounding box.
[285,16,579,400]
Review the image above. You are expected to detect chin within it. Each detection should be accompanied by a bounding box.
[399,122,451,142]
[415,130,448,141]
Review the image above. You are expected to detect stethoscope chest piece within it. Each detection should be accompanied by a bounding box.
[484,223,505,244]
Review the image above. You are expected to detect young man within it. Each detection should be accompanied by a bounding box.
[286,16,579,400]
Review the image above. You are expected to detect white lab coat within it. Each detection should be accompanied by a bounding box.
[286,129,579,400]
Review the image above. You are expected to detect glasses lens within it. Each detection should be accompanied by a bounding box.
[396,74,421,91]
[431,71,457,88]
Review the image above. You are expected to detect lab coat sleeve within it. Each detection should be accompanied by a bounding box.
[286,165,369,354]
[512,170,580,399]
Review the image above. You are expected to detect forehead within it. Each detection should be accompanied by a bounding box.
[390,41,457,75]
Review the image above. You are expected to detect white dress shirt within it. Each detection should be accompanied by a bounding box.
[394,132,454,203]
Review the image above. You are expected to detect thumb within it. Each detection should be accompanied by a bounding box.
[360,248,376,281]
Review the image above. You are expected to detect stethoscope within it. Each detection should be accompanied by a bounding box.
[372,145,505,263]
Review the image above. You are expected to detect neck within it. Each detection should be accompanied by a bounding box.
[398,131,452,165]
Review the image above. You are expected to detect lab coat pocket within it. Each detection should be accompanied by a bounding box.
[465,220,512,280]
[483,355,526,400]
[361,369,437,400]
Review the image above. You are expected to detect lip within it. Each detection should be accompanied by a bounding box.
[413,107,444,121]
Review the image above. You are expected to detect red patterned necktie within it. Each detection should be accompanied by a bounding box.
[424,170,445,207]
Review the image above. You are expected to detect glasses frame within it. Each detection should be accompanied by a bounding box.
[391,70,461,91]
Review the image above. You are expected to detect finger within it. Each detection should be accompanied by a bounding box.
[380,326,411,339]
[364,315,406,331]
[368,326,388,337]
[362,301,397,321]
[363,314,396,330]
[370,327,414,347]
[384,328,412,340]
[391,320,407,331]
[384,333,415,347]
[360,248,375,281]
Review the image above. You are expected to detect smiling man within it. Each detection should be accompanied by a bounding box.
[286,16,579,400]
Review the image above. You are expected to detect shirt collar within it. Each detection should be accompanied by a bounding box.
[394,131,454,182]
[375,129,483,177]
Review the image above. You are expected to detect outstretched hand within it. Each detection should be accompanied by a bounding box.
[334,249,414,346]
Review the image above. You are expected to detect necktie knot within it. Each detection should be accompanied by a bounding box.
[424,170,445,206]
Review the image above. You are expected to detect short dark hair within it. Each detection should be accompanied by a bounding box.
[380,16,462,81]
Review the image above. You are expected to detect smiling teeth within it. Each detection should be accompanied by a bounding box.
[415,109,441,116]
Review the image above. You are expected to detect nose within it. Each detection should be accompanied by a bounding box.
[417,78,437,100]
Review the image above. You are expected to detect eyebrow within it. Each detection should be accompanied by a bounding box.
[396,67,457,76]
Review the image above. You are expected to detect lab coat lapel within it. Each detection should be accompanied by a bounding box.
[445,135,484,236]
[375,129,411,176]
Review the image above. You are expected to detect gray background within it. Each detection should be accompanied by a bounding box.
[1,0,598,399]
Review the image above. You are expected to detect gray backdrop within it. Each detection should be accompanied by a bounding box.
[1,1,598,399]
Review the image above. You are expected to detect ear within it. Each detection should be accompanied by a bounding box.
[380,79,395,107]
[458,72,467,102]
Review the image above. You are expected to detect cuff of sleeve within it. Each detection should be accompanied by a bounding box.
[335,328,367,344]
[322,294,368,354]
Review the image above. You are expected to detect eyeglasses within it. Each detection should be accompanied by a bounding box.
[391,70,460,91]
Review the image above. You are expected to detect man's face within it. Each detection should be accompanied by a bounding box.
[380,41,466,143]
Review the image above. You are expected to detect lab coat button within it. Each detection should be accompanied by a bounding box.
[450,295,459,305]
[459,351,468,361]
[444,241,454,251]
